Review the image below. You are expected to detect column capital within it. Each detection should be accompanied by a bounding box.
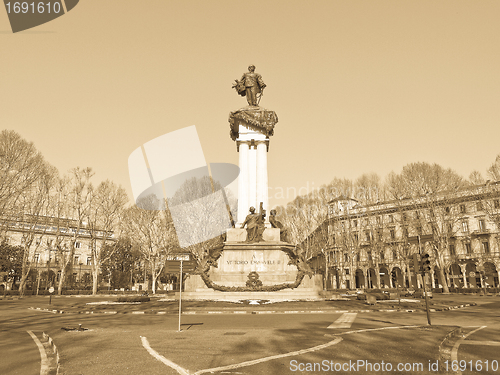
[237,139,269,151]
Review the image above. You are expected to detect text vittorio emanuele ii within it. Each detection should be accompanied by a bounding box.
[226,260,281,265]
[227,255,281,266]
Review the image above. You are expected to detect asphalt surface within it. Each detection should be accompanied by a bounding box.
[1,294,499,375]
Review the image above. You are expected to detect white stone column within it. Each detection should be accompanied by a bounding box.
[248,144,257,212]
[256,141,269,215]
[237,142,249,224]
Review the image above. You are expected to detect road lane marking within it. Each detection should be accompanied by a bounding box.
[141,336,189,375]
[451,326,487,375]
[142,325,422,375]
[328,313,357,329]
[192,337,343,375]
[141,335,342,375]
[461,340,500,346]
[27,330,49,375]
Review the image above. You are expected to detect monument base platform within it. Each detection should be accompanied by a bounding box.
[182,274,323,301]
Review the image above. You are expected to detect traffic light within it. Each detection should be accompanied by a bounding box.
[421,253,431,273]
[391,270,397,285]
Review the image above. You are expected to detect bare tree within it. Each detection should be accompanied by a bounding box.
[55,167,94,295]
[481,155,500,246]
[86,180,128,295]
[385,162,469,293]
[123,195,178,293]
[16,165,57,295]
[0,130,47,228]
[167,176,234,262]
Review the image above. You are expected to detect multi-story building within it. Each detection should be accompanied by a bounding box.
[0,214,113,291]
[318,182,500,290]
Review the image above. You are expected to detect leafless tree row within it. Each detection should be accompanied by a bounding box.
[275,158,500,291]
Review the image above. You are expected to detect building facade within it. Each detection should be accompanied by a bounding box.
[322,183,500,290]
[0,214,113,291]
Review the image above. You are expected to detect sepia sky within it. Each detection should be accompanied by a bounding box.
[2,0,500,208]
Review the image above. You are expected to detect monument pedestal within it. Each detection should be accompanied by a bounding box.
[183,228,322,300]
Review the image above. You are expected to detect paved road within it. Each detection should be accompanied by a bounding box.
[1,295,499,374]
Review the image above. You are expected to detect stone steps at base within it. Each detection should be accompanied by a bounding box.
[178,290,321,301]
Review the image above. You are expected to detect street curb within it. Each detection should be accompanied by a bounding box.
[28,302,476,315]
[438,326,464,373]
[42,331,60,375]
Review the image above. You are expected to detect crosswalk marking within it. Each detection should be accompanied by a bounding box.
[327,313,357,329]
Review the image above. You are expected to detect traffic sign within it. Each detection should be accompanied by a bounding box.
[167,254,190,261]
[165,260,196,273]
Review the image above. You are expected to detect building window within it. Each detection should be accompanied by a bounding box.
[449,244,456,255]
[87,256,92,265]
[344,254,349,263]
[494,199,500,209]
[465,243,472,254]
[35,237,41,245]
[403,228,408,238]
[353,220,358,227]
[478,219,486,232]
[401,213,407,221]
[461,220,469,233]
[460,204,466,214]
[376,229,383,240]
[75,242,81,249]
[380,251,385,260]
[376,216,381,225]
[365,230,371,242]
[356,254,360,262]
[331,236,336,245]
[415,210,420,219]
[445,206,451,214]
[448,222,454,233]
[482,242,490,253]
[368,253,372,261]
[34,254,40,263]
[390,229,395,240]
[74,256,79,265]
[353,233,358,242]
[388,215,394,223]
[392,250,398,260]
[476,201,483,211]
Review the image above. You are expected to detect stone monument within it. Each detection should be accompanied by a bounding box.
[182,66,321,300]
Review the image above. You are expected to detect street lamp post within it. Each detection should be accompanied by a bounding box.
[35,261,40,295]
[79,262,83,293]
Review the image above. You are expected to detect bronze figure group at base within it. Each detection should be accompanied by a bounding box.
[241,205,266,243]
[240,205,288,243]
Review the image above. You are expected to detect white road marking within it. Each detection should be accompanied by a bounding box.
[451,326,487,375]
[27,330,49,375]
[328,312,357,329]
[141,336,189,375]
[141,335,342,375]
[142,325,422,375]
[461,340,500,346]
[192,337,343,375]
